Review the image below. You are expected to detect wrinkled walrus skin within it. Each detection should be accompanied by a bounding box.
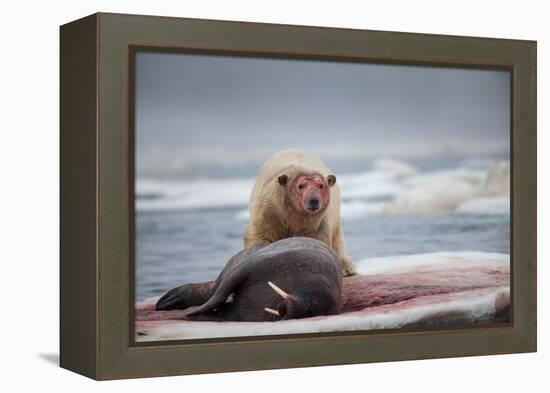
[155,237,343,322]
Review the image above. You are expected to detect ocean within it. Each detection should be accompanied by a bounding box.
[135,156,510,302]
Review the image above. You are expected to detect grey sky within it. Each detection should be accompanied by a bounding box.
[135,51,510,178]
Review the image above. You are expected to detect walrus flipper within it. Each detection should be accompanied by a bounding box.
[155,281,215,311]
[184,293,230,316]
[184,273,245,316]
[184,247,261,316]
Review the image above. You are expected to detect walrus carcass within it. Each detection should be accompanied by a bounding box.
[155,237,343,321]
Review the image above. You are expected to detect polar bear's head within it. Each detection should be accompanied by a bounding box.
[278,172,336,215]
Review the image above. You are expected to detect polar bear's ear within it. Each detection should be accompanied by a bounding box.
[278,174,289,186]
[327,175,336,187]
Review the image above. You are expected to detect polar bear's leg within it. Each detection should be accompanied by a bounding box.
[333,226,357,276]
[244,224,255,248]
[340,254,358,276]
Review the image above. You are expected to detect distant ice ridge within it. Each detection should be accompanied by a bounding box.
[136,158,510,217]
[136,177,254,211]
[374,160,509,215]
[455,196,510,215]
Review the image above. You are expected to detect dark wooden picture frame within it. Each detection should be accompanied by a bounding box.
[60,12,536,380]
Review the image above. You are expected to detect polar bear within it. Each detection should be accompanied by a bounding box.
[244,149,357,276]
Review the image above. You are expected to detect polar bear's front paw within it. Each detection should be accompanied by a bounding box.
[341,260,358,277]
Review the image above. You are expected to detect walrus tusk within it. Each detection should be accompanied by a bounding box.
[267,281,290,300]
[264,307,280,316]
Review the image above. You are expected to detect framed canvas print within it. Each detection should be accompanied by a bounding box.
[60,13,537,380]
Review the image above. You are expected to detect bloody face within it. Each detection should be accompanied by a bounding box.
[289,174,332,215]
